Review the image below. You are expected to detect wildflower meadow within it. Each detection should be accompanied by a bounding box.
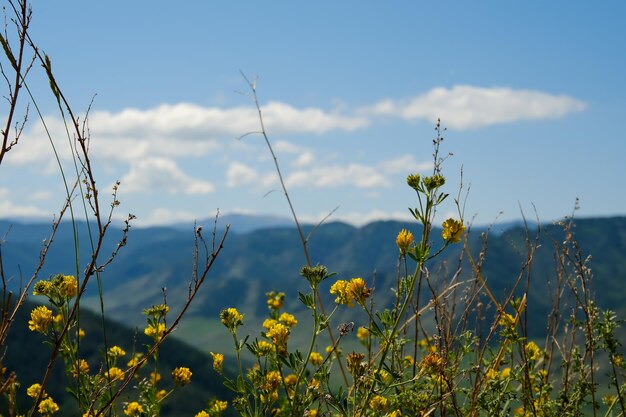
[0,1,625,417]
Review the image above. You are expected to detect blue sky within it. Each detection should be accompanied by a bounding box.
[1,1,625,227]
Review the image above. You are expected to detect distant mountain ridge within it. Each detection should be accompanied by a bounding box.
[1,214,626,353]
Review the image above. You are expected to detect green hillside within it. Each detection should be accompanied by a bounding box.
[2,215,625,353]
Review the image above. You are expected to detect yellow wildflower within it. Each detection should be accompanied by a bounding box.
[72,359,90,377]
[389,410,403,417]
[369,395,389,412]
[500,367,511,378]
[156,389,167,401]
[356,326,369,341]
[396,229,414,254]
[499,313,516,327]
[423,174,445,191]
[284,374,297,386]
[127,353,143,368]
[278,312,298,327]
[220,307,244,331]
[150,372,161,384]
[257,340,275,356]
[33,280,51,296]
[262,318,278,330]
[406,173,421,190]
[211,352,224,373]
[262,370,281,391]
[144,322,166,339]
[77,328,86,339]
[525,341,541,361]
[266,322,290,353]
[28,305,54,333]
[124,401,144,416]
[59,275,78,298]
[195,412,209,417]
[309,351,323,366]
[106,367,124,381]
[26,383,45,399]
[485,368,498,381]
[260,390,278,405]
[38,397,59,415]
[172,367,192,386]
[329,279,353,306]
[306,410,318,417]
[266,291,285,311]
[107,346,126,358]
[347,277,370,304]
[441,218,465,243]
[212,400,228,413]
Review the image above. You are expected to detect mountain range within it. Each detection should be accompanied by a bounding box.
[2,214,625,353]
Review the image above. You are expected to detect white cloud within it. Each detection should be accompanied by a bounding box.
[119,157,214,195]
[226,161,276,188]
[301,209,414,227]
[286,164,390,189]
[261,102,369,133]
[0,188,50,219]
[226,162,259,187]
[366,85,587,129]
[135,208,203,227]
[292,151,315,168]
[378,155,433,175]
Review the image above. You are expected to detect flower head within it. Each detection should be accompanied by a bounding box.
[28,305,54,333]
[423,174,445,191]
[266,291,285,311]
[347,277,371,305]
[266,322,290,354]
[396,229,414,255]
[105,367,124,381]
[72,359,90,377]
[211,352,224,373]
[300,264,328,286]
[27,383,45,399]
[278,312,298,328]
[525,341,541,361]
[59,275,78,298]
[143,304,169,318]
[369,395,389,412]
[357,326,369,342]
[220,307,244,331]
[442,218,465,243]
[107,346,126,359]
[124,401,144,416]
[406,173,421,191]
[144,322,166,340]
[172,366,192,386]
[309,351,323,366]
[211,400,228,413]
[33,280,51,296]
[257,340,275,356]
[38,397,59,415]
[329,280,353,306]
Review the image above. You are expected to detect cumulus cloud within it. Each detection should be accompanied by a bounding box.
[301,209,414,227]
[226,161,276,188]
[365,85,587,129]
[7,102,368,166]
[286,164,390,189]
[0,188,50,218]
[120,157,214,194]
[135,208,204,227]
[378,155,433,175]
